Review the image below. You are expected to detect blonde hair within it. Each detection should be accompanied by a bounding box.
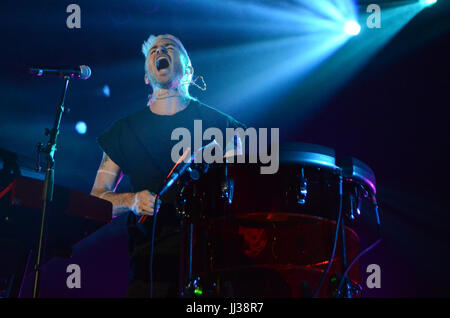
[142,34,193,99]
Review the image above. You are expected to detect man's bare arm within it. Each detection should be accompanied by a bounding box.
[90,153,157,216]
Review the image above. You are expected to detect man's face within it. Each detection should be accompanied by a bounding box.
[145,38,186,89]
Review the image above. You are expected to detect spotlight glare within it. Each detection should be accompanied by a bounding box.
[75,121,87,135]
[420,0,437,6]
[344,21,361,36]
[102,84,111,98]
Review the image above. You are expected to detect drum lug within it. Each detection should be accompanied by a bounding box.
[346,185,361,220]
[297,168,308,205]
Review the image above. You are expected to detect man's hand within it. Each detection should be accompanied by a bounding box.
[129,190,161,216]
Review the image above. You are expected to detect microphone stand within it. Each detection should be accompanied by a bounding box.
[32,76,71,298]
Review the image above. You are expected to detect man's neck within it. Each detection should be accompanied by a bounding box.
[148,88,190,115]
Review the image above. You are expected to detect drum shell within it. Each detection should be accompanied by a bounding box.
[178,162,361,297]
[187,214,360,297]
[180,163,343,222]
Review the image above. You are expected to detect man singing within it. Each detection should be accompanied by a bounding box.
[90,34,245,297]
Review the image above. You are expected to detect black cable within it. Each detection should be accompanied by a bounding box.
[149,198,160,298]
[312,175,343,298]
[336,197,381,297]
[336,237,382,296]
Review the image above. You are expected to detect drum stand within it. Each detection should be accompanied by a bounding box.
[180,221,197,297]
[336,182,366,298]
[339,217,351,298]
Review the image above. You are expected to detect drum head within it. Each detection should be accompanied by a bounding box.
[229,142,340,170]
[279,142,339,170]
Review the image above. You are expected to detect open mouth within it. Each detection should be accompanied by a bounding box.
[156,57,170,71]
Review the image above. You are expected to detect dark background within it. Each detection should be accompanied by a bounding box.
[1,0,449,297]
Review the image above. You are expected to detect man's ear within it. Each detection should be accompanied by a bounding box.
[144,74,150,85]
[185,66,194,77]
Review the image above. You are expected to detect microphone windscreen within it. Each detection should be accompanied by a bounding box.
[80,65,91,80]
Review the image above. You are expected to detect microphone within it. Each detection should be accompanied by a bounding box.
[159,139,221,196]
[138,140,221,224]
[158,160,192,197]
[29,65,91,80]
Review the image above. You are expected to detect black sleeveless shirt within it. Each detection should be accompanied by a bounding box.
[98,99,245,194]
[97,99,246,296]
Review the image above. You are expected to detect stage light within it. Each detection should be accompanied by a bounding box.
[420,0,437,6]
[169,0,362,114]
[344,20,361,36]
[102,84,111,98]
[75,121,87,134]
